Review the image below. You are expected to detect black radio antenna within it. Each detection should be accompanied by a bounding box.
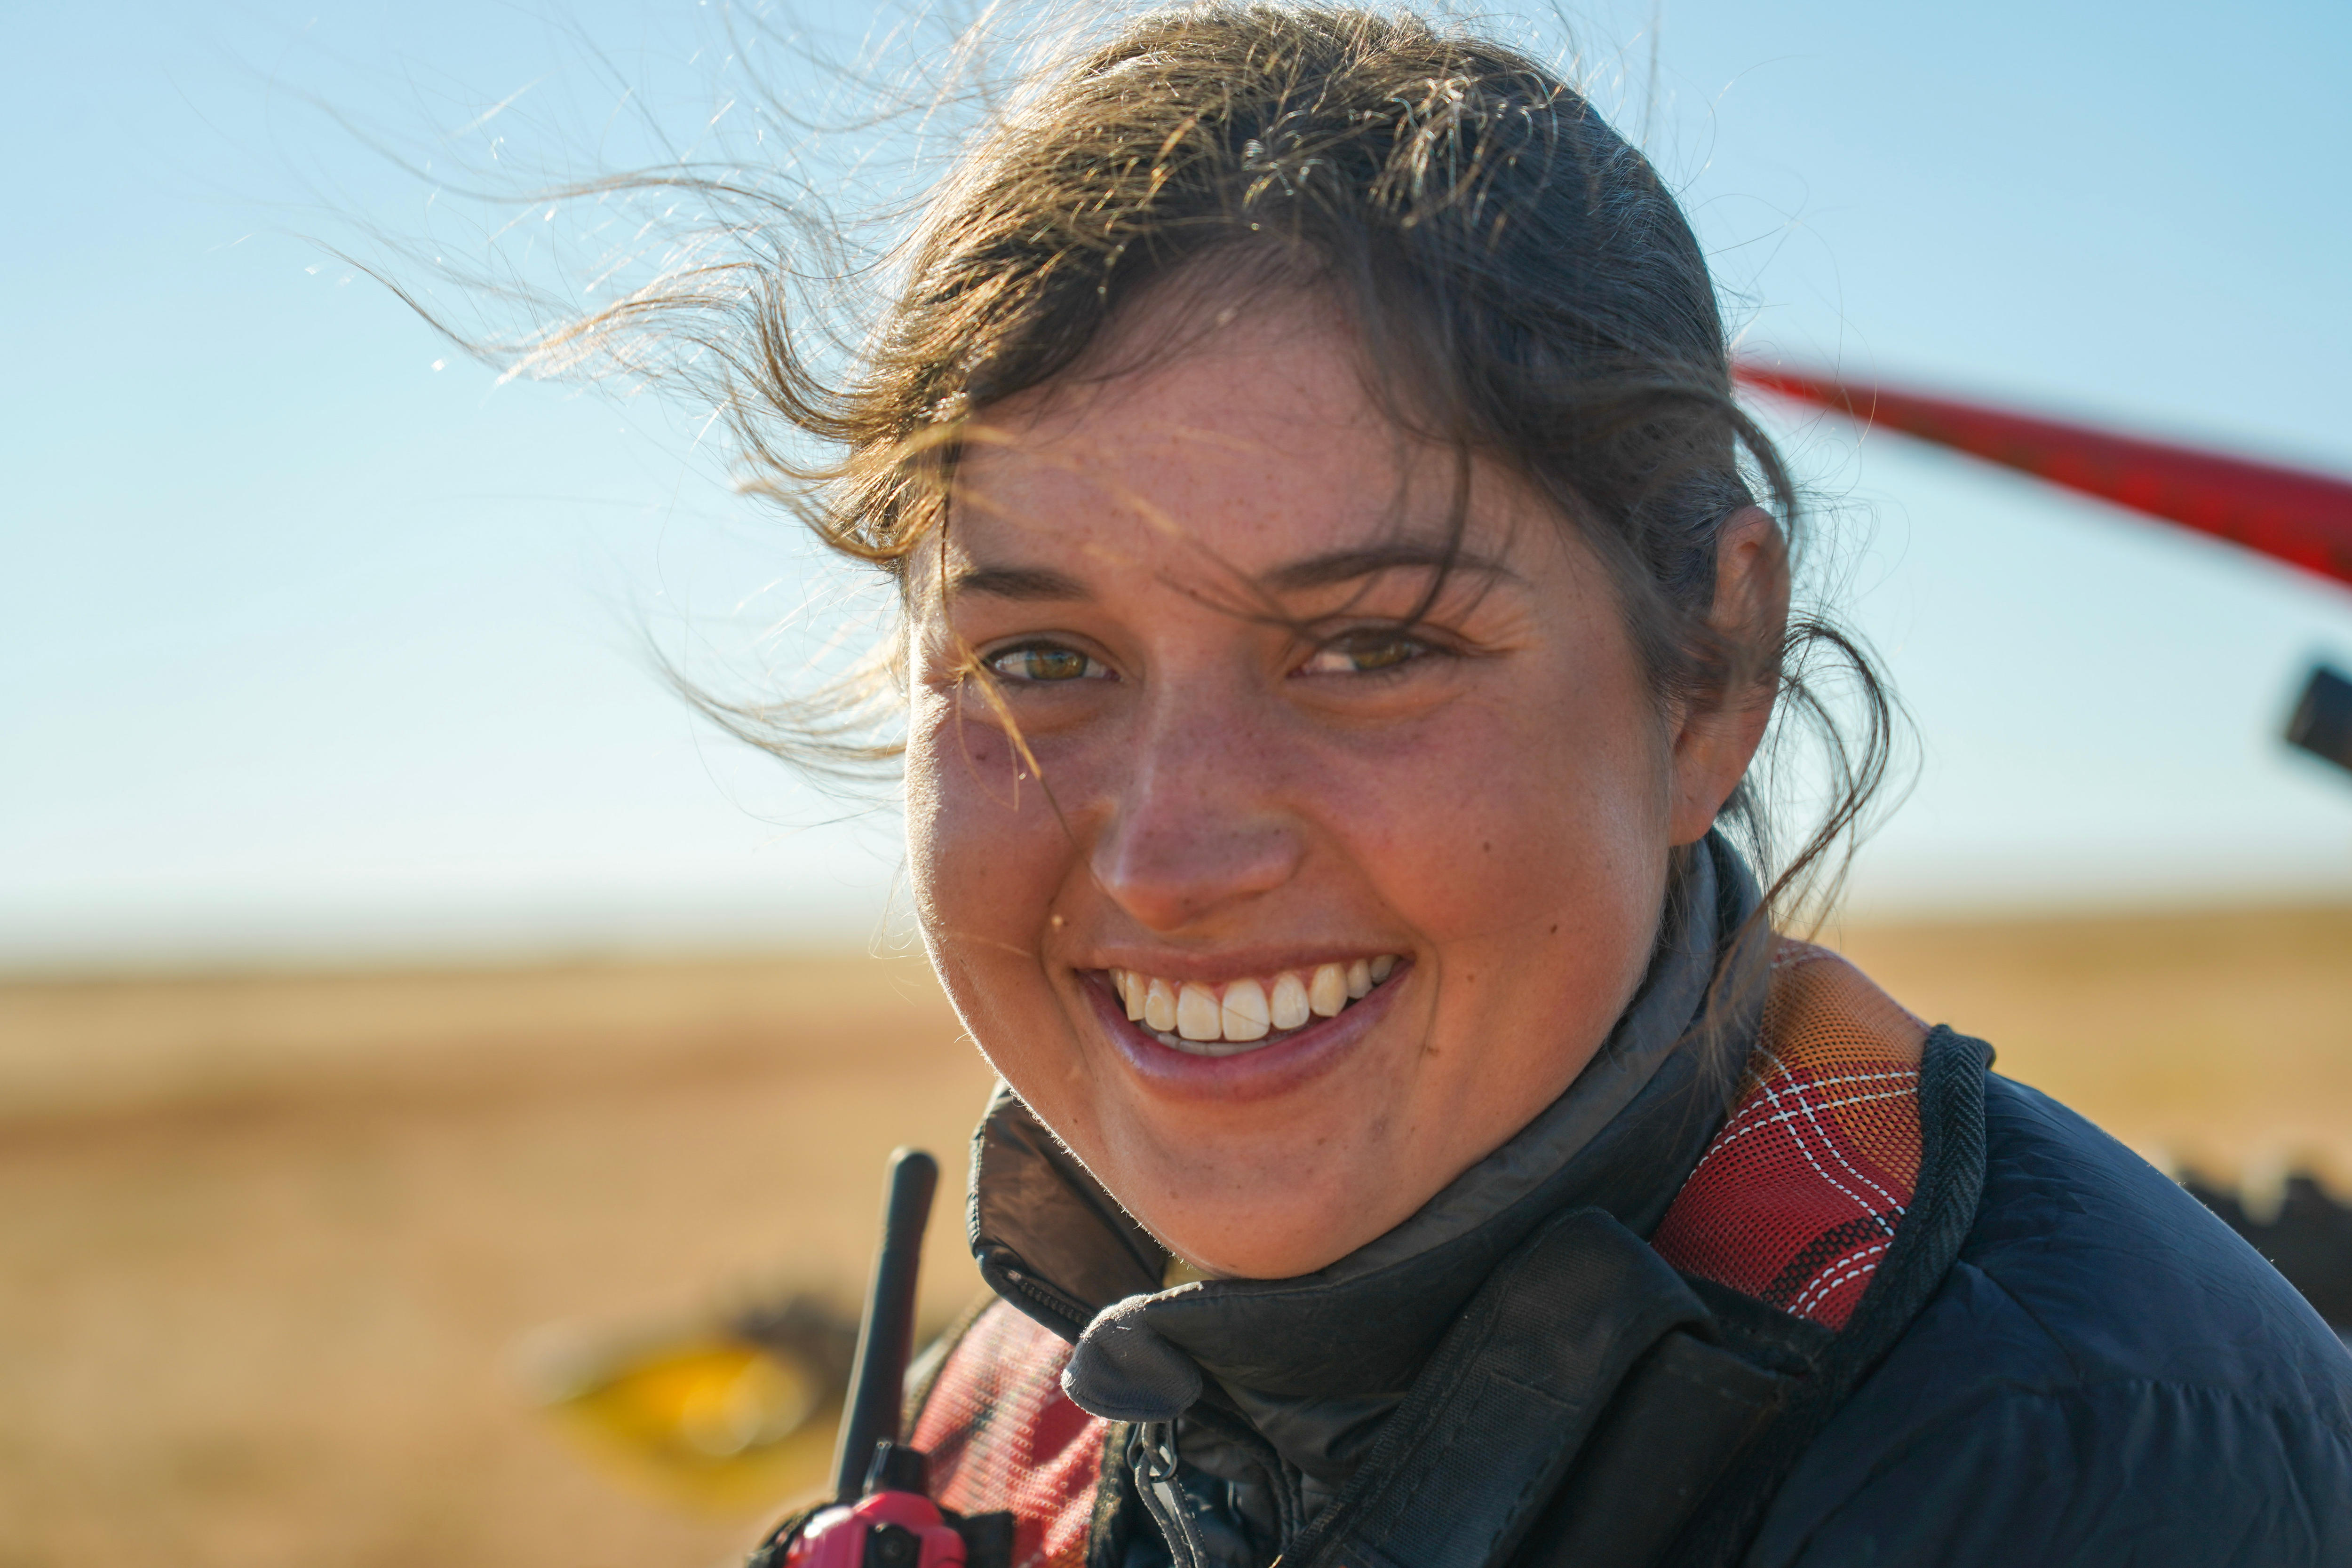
[830,1146,940,1503]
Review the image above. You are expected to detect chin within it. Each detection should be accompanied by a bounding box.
[1161,1202,1366,1282]
[1095,1112,1408,1280]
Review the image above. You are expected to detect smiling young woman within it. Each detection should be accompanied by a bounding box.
[439,4,2352,1564]
[913,290,1787,1283]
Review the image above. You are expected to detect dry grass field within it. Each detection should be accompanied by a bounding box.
[1833,905,2352,1188]
[2,905,2346,1567]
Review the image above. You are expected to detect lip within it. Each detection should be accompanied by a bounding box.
[1081,963,1407,1104]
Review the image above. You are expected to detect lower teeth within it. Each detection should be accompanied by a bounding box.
[1152,1024,1303,1057]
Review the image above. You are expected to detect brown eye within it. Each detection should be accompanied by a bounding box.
[986,644,1110,683]
[1301,629,1434,676]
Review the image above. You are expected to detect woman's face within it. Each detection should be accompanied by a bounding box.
[906,296,1762,1280]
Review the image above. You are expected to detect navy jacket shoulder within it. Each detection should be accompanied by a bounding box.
[1745,1072,2352,1567]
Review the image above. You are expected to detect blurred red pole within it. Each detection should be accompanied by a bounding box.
[1734,362,2352,591]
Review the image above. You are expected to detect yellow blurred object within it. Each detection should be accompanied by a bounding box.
[518,1297,858,1515]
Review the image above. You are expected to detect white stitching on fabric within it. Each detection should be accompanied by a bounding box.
[1789,1242,1891,1316]
[1782,1078,1909,1220]
[1753,1085,1899,1232]
[1718,1049,1908,1229]
[1682,1078,1918,1178]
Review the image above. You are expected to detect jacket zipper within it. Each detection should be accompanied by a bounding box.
[1129,1421,1212,1568]
[992,1264,1092,1340]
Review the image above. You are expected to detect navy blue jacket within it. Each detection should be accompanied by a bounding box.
[1749,1075,2352,1565]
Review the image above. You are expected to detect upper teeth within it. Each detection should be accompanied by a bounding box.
[1110,957,1399,1053]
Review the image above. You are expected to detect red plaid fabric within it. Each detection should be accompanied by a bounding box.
[909,1302,1108,1568]
[1651,942,1928,1329]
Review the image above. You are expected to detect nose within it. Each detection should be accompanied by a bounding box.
[1088,680,1305,933]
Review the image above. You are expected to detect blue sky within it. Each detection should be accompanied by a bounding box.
[5,0,2350,967]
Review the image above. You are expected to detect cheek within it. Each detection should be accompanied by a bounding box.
[905,692,1077,1012]
[909,697,1020,927]
[1339,667,1670,961]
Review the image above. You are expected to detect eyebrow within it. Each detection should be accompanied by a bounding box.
[1260,542,1523,593]
[946,542,1520,602]
[946,564,1090,601]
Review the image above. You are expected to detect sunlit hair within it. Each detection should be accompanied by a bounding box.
[408,2,1896,1004]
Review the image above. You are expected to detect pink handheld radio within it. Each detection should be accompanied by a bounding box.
[787,1443,968,1568]
[771,1149,1011,1568]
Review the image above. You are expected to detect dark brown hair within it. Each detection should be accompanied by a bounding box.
[466,2,1895,950]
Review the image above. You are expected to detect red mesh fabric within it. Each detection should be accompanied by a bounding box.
[910,1302,1108,1568]
[1652,941,1929,1330]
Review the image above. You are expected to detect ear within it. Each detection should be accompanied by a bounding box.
[1667,507,1789,846]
